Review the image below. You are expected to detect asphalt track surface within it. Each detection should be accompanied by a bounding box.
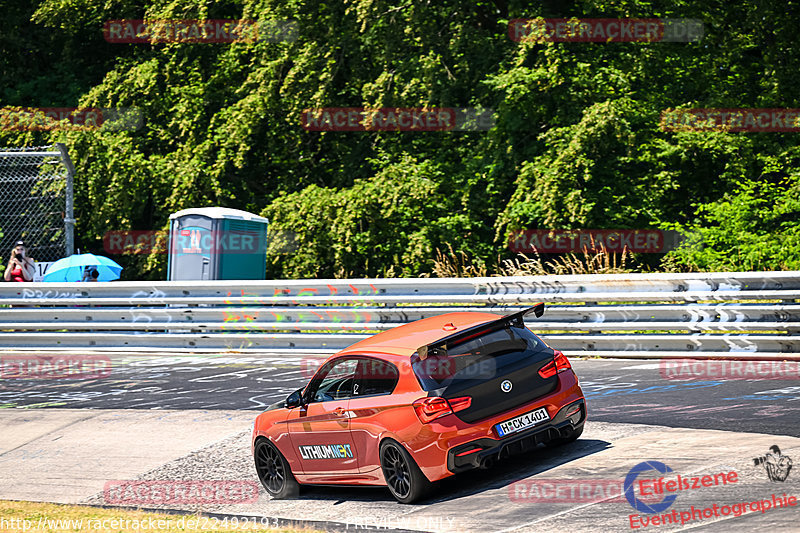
[1,354,798,437]
[2,353,799,533]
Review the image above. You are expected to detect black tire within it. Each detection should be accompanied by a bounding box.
[380,439,432,504]
[254,438,300,499]
[550,423,584,446]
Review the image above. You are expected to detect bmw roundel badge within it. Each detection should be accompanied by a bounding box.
[501,380,513,393]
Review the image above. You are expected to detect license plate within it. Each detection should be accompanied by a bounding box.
[495,407,550,437]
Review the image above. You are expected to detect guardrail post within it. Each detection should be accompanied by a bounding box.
[56,143,76,257]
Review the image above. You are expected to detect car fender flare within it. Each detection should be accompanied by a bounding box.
[252,434,274,454]
[377,432,403,453]
[377,434,434,483]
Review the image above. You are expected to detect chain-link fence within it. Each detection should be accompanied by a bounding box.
[0,144,74,262]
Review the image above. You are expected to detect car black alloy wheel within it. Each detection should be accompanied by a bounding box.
[254,439,300,499]
[383,445,411,498]
[256,441,284,492]
[380,440,432,504]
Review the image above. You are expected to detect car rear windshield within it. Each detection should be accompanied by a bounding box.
[411,325,551,391]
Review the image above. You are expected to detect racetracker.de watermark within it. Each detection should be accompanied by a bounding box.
[344,516,457,531]
[300,355,497,380]
[300,107,495,132]
[661,359,800,380]
[510,479,631,503]
[508,18,703,43]
[103,19,298,43]
[1,516,286,531]
[508,229,683,254]
[0,107,143,132]
[103,480,259,505]
[509,471,738,505]
[103,229,266,255]
[1,355,111,379]
[661,108,800,132]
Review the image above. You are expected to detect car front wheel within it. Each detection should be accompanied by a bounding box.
[254,438,300,499]
[380,439,431,504]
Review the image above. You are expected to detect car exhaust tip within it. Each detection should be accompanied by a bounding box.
[480,456,496,469]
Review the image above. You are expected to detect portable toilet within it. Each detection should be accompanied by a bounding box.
[167,207,269,280]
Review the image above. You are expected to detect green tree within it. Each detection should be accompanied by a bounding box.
[664,165,800,271]
[2,0,800,277]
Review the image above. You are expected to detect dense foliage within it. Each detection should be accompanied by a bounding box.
[2,0,799,279]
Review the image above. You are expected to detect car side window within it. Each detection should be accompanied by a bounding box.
[306,358,359,403]
[356,358,399,397]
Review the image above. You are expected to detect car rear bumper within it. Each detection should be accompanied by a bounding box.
[446,398,586,474]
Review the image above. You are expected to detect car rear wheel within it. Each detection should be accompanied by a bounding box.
[254,438,300,499]
[380,439,431,504]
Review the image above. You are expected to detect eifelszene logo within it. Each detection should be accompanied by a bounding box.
[625,461,741,517]
[625,461,678,514]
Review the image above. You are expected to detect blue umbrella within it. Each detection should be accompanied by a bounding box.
[42,253,123,282]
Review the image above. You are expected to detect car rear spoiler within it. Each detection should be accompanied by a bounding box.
[416,303,545,360]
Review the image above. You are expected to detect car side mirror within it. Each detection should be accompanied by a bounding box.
[285,388,304,408]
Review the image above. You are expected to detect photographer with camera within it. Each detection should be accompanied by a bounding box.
[81,267,100,282]
[754,445,793,482]
[4,241,35,282]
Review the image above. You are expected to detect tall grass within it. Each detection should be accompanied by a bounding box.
[432,245,635,277]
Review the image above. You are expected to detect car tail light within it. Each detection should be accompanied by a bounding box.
[538,350,572,379]
[413,396,472,423]
[413,397,451,423]
[448,396,472,412]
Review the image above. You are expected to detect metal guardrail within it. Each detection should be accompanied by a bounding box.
[0,271,798,359]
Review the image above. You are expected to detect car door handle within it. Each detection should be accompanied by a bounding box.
[333,407,346,416]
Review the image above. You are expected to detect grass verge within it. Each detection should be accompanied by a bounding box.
[0,500,318,532]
